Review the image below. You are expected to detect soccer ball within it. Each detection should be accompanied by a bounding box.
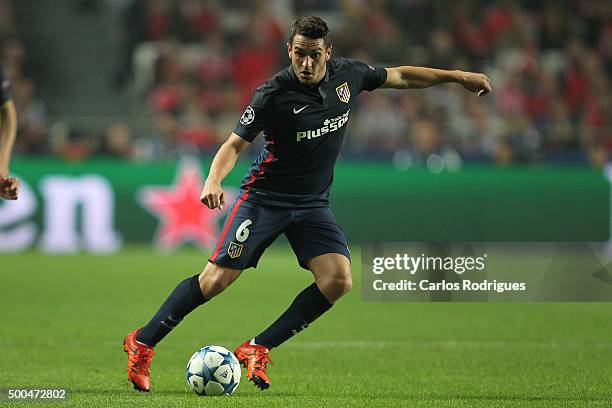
[186,345,241,396]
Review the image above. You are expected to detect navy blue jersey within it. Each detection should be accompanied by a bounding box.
[0,66,11,104]
[233,58,387,207]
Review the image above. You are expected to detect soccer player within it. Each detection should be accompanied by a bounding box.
[0,66,18,200]
[124,16,492,392]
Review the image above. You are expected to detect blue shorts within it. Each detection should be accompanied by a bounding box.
[209,199,350,270]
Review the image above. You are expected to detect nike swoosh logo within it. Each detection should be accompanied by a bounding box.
[293,105,309,114]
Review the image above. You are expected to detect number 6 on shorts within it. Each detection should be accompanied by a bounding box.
[236,219,252,243]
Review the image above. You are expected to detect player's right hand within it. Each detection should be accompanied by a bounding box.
[200,180,225,210]
[0,176,19,200]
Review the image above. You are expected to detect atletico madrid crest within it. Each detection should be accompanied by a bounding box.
[336,82,350,103]
[227,241,243,258]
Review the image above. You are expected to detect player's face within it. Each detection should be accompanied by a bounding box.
[288,35,331,85]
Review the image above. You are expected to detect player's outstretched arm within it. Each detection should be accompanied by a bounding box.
[380,66,492,97]
[0,99,18,200]
[200,132,250,210]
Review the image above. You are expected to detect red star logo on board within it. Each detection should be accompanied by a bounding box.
[138,160,230,251]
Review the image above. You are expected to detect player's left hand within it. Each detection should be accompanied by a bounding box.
[460,72,492,98]
[0,176,19,200]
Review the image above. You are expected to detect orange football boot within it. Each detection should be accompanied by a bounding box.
[123,329,155,392]
[235,340,273,390]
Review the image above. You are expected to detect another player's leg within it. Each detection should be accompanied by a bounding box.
[124,263,242,391]
[236,253,351,390]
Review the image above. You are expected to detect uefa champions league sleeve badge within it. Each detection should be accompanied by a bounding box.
[240,106,255,125]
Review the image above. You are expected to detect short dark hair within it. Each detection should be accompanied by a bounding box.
[289,16,331,48]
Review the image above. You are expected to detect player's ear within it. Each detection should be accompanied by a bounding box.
[287,42,292,59]
[325,45,332,61]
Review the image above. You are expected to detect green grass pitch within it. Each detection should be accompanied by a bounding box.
[1,246,611,407]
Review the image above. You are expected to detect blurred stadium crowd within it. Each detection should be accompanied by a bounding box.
[3,0,612,167]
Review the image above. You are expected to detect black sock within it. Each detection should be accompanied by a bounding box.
[136,274,208,347]
[254,283,332,349]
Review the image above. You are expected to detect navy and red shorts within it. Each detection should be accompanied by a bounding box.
[209,199,350,270]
